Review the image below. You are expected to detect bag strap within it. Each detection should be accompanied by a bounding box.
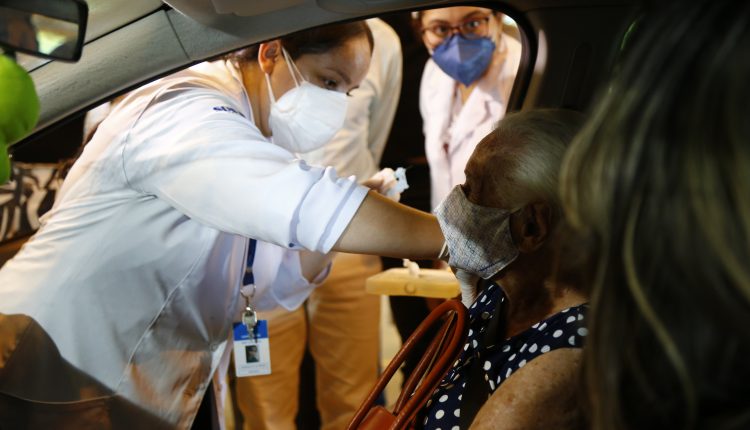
[392,310,457,415]
[348,299,468,430]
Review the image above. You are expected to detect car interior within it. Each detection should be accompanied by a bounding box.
[1,0,638,426]
[3,0,637,255]
[16,0,636,132]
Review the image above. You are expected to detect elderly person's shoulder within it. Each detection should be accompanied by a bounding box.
[469,284,587,430]
[425,282,587,430]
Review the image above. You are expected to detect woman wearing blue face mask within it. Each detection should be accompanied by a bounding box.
[415,7,521,211]
[0,22,443,429]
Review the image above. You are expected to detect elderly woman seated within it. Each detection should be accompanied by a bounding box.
[424,109,587,430]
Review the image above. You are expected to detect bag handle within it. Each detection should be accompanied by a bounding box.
[392,311,456,414]
[348,299,468,430]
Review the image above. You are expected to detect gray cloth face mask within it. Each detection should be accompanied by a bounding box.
[434,185,519,279]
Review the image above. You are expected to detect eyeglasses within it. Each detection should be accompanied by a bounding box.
[421,16,491,41]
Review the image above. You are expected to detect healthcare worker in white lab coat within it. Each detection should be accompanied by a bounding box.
[231,18,403,430]
[415,7,521,210]
[0,21,442,430]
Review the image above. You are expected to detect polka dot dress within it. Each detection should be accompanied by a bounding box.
[419,283,588,430]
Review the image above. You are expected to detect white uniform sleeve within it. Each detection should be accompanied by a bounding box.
[121,84,368,253]
[251,241,331,311]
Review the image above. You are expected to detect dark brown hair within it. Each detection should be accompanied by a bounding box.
[410,8,502,36]
[228,20,373,64]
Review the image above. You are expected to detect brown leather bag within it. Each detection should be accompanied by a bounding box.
[348,299,469,430]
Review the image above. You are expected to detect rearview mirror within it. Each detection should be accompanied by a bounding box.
[0,0,88,62]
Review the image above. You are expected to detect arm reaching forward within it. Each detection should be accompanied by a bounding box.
[333,191,443,260]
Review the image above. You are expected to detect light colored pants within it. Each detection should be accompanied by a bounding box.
[234,253,382,430]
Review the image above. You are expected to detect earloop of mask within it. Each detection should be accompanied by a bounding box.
[281,48,303,86]
[489,18,505,53]
[264,47,303,104]
[264,73,278,104]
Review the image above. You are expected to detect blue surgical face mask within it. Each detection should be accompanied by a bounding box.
[431,35,496,86]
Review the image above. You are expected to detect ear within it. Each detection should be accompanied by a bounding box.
[510,203,552,253]
[257,40,282,75]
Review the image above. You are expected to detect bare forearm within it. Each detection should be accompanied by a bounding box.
[333,191,443,259]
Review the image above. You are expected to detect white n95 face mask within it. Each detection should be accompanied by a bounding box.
[265,48,349,154]
[434,185,519,280]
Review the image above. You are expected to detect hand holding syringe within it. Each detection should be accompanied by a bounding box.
[361,167,410,201]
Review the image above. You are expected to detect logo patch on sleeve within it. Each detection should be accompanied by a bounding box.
[212,106,245,117]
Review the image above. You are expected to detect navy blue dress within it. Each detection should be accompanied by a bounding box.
[420,282,588,429]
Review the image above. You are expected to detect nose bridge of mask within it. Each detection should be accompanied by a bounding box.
[432,34,496,87]
[458,35,489,62]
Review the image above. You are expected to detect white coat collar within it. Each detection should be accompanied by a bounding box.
[449,38,512,152]
[222,60,255,124]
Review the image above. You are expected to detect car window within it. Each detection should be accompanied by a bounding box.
[16,0,163,71]
[3,6,530,251]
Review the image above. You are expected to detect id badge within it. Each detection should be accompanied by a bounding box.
[232,320,271,377]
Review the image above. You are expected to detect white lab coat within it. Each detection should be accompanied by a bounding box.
[218,18,403,430]
[0,60,368,429]
[213,21,403,428]
[247,18,403,312]
[420,36,522,210]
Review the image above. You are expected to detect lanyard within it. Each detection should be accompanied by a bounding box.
[241,239,258,335]
[243,239,257,285]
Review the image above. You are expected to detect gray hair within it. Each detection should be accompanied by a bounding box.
[486,109,585,216]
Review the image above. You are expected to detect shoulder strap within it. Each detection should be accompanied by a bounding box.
[348,299,468,430]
